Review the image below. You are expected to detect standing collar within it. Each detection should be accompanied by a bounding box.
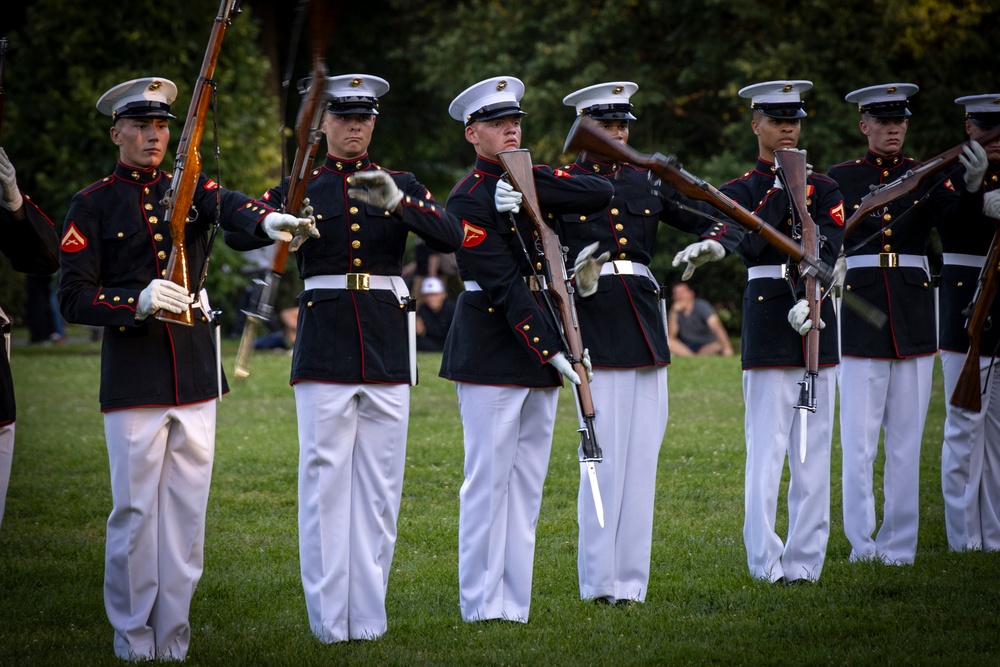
[474,155,506,178]
[324,153,372,174]
[114,161,163,185]
[865,149,905,168]
[575,153,621,175]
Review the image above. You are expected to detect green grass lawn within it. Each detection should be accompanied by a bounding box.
[1,327,998,666]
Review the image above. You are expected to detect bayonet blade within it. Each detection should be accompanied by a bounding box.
[585,460,605,528]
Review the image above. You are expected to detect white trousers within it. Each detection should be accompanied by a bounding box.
[577,366,667,602]
[456,382,557,623]
[743,367,835,583]
[839,355,934,564]
[295,381,409,643]
[940,350,1000,551]
[0,422,13,533]
[103,401,216,661]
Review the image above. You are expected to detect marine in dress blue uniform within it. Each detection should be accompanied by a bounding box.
[58,77,311,661]
[721,81,845,583]
[0,148,60,532]
[828,84,987,565]
[939,95,1000,552]
[557,81,734,603]
[440,76,613,622]
[249,75,464,642]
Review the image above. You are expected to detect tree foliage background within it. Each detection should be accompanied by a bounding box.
[2,0,999,329]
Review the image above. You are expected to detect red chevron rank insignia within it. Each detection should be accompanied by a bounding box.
[830,201,845,226]
[462,220,486,247]
[60,222,88,253]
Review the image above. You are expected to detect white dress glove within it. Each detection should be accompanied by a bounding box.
[787,298,825,336]
[136,279,192,320]
[549,352,581,385]
[347,170,404,211]
[672,239,725,280]
[262,211,319,243]
[984,190,1000,220]
[960,140,988,193]
[495,179,522,214]
[581,348,593,382]
[573,242,611,298]
[0,147,24,212]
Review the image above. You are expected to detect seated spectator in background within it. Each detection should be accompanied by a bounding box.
[668,282,733,357]
[254,306,299,351]
[416,276,455,352]
[405,238,459,301]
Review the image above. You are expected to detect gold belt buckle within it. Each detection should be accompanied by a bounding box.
[346,273,370,290]
[526,275,543,291]
[878,252,898,268]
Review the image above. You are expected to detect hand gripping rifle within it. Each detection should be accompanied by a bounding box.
[496,148,605,528]
[156,0,242,326]
[843,124,1000,239]
[234,0,334,377]
[775,149,820,463]
[564,115,835,285]
[949,227,1000,412]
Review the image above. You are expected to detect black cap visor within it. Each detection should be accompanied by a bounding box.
[113,100,176,121]
[753,102,806,119]
[466,103,526,125]
[327,96,380,115]
[861,100,911,119]
[582,103,637,121]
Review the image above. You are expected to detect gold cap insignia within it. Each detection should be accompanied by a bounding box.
[497,80,507,91]
[613,85,624,95]
[351,78,362,87]
[783,84,794,92]
[887,86,898,94]
[148,81,162,91]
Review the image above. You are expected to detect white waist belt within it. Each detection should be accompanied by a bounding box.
[747,265,787,280]
[463,276,544,293]
[304,274,408,300]
[599,260,656,283]
[846,253,927,272]
[941,253,986,269]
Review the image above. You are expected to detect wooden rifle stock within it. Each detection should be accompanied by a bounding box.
[496,148,601,462]
[775,150,820,425]
[949,227,1000,412]
[156,0,242,326]
[563,115,834,285]
[843,123,1000,239]
[235,0,334,377]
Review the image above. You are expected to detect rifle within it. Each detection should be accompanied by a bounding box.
[949,227,1000,412]
[775,149,820,463]
[496,148,605,528]
[234,0,335,377]
[843,123,1000,239]
[564,115,834,285]
[155,0,242,326]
